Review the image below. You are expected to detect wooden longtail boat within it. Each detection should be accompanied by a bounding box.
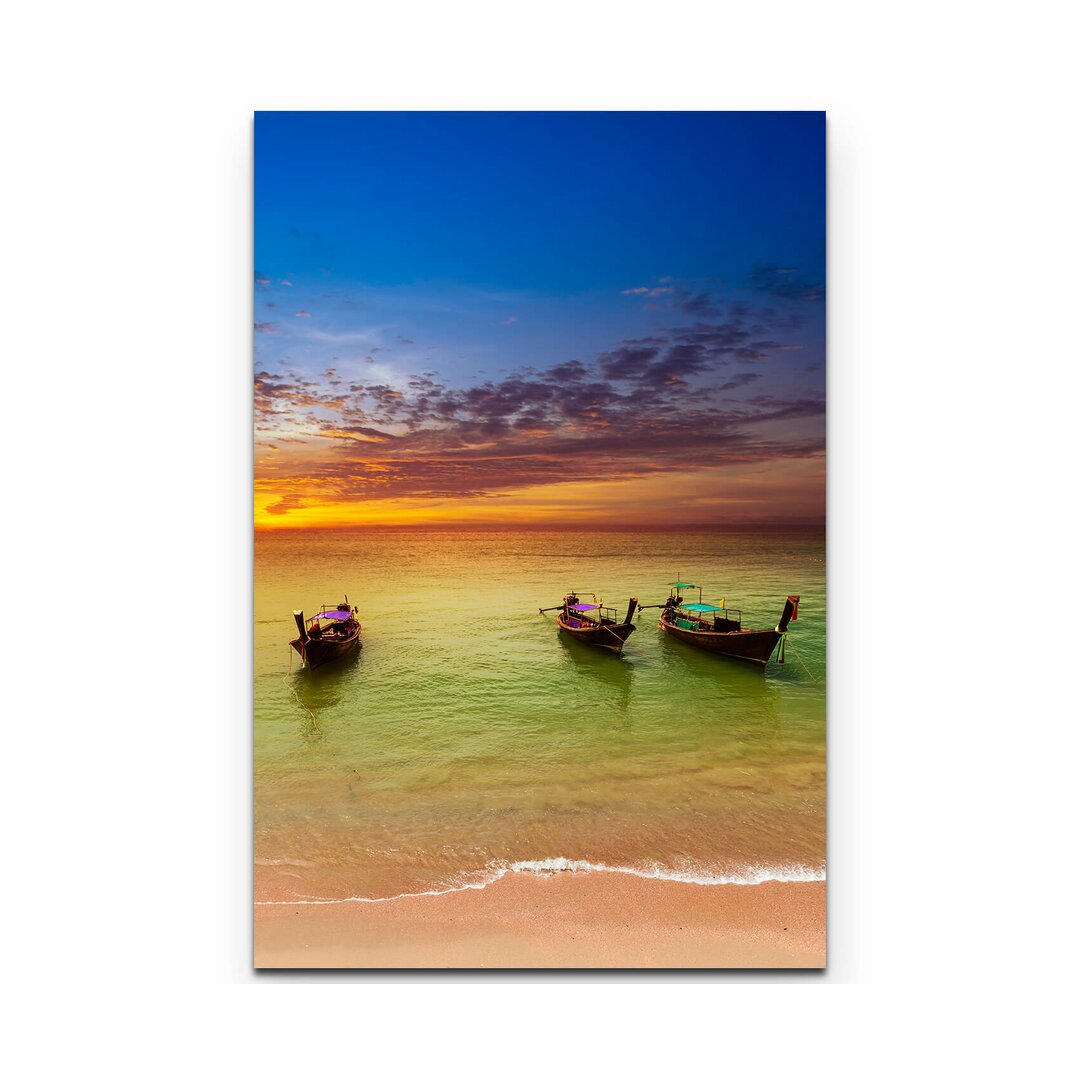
[539,592,638,653]
[289,598,362,670]
[645,581,800,667]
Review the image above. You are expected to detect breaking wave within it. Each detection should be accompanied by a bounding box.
[255,856,825,905]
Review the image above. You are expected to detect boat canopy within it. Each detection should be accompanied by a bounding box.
[569,603,600,611]
[681,602,723,612]
[669,582,696,589]
[315,609,353,621]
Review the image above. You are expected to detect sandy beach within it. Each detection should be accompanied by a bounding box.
[255,873,825,969]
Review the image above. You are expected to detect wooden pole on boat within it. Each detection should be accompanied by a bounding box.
[777,595,801,632]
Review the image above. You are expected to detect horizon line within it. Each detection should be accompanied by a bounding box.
[255,520,826,534]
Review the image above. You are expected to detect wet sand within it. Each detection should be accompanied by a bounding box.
[254,874,825,969]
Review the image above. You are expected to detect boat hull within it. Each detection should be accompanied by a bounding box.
[290,631,362,670]
[556,615,636,653]
[658,615,780,666]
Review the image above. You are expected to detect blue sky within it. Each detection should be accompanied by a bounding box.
[254,112,825,526]
[256,112,823,289]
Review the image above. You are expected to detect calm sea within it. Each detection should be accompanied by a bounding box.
[254,528,825,902]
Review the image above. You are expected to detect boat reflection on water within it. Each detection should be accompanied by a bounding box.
[557,633,634,715]
[287,647,362,739]
[656,629,783,738]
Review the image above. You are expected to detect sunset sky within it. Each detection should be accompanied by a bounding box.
[254,112,824,528]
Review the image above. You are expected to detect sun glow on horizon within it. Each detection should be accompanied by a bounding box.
[254,458,825,531]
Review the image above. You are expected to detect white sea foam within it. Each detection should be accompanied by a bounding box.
[255,857,825,905]
[504,856,825,886]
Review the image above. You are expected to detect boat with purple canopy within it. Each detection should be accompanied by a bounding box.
[289,598,362,670]
[539,592,638,653]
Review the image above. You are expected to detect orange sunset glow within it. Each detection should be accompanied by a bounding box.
[254,454,826,530]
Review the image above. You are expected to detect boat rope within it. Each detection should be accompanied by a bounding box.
[785,636,818,682]
[282,653,322,732]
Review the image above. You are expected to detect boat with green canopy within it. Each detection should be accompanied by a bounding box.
[643,580,800,666]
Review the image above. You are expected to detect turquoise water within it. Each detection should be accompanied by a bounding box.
[254,528,825,901]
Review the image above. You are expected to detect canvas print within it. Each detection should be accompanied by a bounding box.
[254,111,825,968]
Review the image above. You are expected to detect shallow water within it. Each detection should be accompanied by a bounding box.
[254,528,825,901]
